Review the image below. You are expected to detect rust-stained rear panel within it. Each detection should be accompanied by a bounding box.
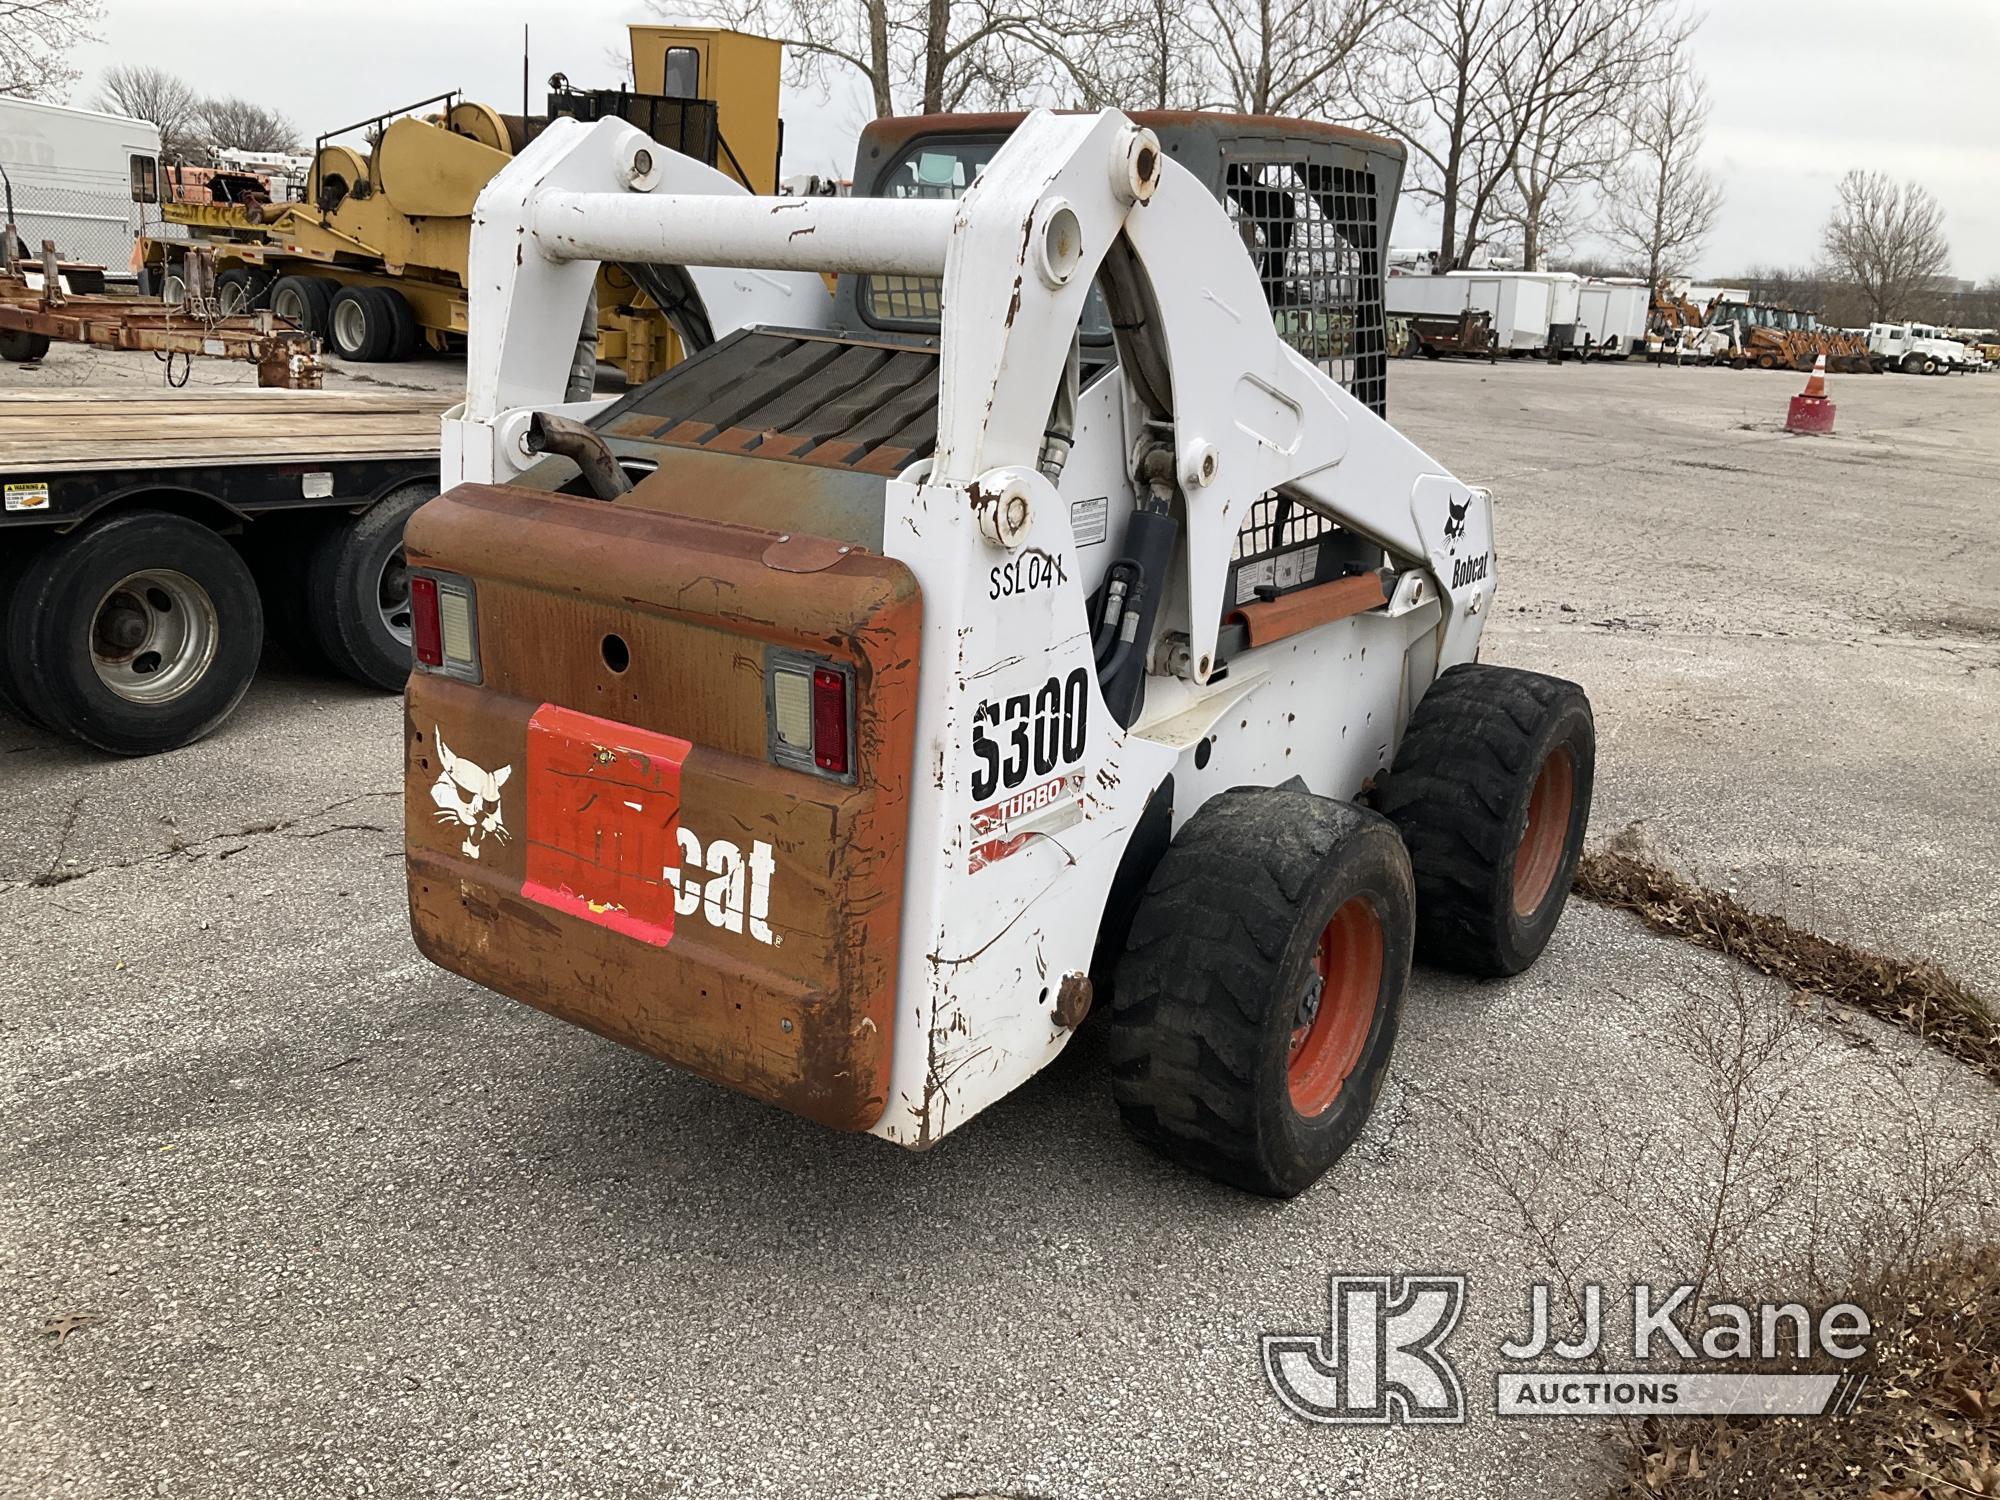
[404,482,921,1130]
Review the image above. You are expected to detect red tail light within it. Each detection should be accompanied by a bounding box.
[411,574,442,666]
[812,667,849,775]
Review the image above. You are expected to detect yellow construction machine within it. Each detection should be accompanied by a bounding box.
[140,26,781,384]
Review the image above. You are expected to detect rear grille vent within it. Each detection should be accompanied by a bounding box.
[597,330,942,477]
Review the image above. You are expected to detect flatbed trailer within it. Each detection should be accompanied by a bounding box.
[0,275,320,387]
[0,389,446,754]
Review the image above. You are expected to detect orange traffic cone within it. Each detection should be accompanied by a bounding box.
[1786,353,1835,434]
[1800,354,1828,399]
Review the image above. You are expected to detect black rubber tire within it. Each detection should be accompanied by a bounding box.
[7,511,264,756]
[327,285,396,362]
[0,537,50,726]
[214,266,271,315]
[306,482,431,691]
[242,514,334,671]
[372,286,421,361]
[1108,787,1415,1198]
[1,329,51,362]
[1379,663,1595,977]
[270,274,333,337]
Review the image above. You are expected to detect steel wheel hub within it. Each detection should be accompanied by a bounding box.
[378,548,412,645]
[89,569,219,705]
[333,298,366,351]
[1512,746,1576,917]
[1287,897,1384,1118]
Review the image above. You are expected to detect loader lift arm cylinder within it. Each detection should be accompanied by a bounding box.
[528,191,957,275]
[1099,452,1181,728]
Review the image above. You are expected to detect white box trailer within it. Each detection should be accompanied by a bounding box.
[1384,270,1473,319]
[1452,271,1577,354]
[1575,279,1650,358]
[1386,268,1588,354]
[0,97,165,278]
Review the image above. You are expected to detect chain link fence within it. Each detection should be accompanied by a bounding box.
[2,168,178,276]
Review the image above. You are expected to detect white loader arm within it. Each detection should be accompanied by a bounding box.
[451,108,1491,666]
[446,116,835,485]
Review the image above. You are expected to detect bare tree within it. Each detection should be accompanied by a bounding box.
[94,64,204,158]
[1353,0,1535,272]
[1189,0,1392,115]
[670,0,1092,118]
[1736,262,1827,314]
[0,0,100,100]
[1820,170,1952,323]
[199,96,302,155]
[1053,0,1391,117]
[1494,0,1687,270]
[1602,51,1719,290]
[1053,0,1207,108]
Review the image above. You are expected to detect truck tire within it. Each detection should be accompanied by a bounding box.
[1108,787,1415,1198]
[306,481,430,690]
[0,540,49,726]
[7,511,264,756]
[242,515,333,670]
[270,275,332,336]
[1378,663,1594,977]
[373,286,421,361]
[0,329,51,362]
[328,286,396,362]
[215,267,272,315]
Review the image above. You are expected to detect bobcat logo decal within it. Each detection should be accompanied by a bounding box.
[1444,492,1471,543]
[431,729,512,860]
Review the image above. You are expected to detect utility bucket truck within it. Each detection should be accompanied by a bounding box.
[404,109,1596,1197]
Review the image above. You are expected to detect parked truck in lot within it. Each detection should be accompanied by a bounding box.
[1868,321,1972,374]
[0,391,449,754]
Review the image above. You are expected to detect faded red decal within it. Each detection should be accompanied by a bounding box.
[967,770,1084,873]
[520,703,694,947]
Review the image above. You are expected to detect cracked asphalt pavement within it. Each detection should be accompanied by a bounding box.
[4,352,1997,1498]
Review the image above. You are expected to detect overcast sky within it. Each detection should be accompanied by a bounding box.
[66,0,2000,282]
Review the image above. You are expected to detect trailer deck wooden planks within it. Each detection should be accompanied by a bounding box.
[0,390,452,473]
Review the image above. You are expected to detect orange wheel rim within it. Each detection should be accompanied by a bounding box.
[1288,897,1383,1118]
[1512,746,1575,917]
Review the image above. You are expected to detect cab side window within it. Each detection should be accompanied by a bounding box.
[662,47,699,99]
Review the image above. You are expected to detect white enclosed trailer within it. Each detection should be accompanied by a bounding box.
[1385,269,1584,354]
[1449,271,1577,354]
[1575,279,1649,358]
[1383,270,1472,319]
[0,97,164,277]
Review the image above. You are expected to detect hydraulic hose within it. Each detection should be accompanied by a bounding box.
[1100,476,1180,729]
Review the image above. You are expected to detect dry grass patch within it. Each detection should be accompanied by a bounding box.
[1574,850,2000,1086]
[1610,1242,2000,1500]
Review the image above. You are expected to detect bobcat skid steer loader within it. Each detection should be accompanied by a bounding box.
[403,107,1596,1197]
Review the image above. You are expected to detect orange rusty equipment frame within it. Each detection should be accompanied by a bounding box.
[1,247,320,388]
[403,483,923,1131]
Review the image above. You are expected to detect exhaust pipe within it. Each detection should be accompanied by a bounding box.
[525,411,632,502]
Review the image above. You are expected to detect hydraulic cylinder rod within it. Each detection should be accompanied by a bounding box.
[527,191,958,276]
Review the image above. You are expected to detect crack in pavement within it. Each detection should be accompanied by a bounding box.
[14,790,402,892]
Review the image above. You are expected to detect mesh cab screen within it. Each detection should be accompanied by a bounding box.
[1222,160,1387,418]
